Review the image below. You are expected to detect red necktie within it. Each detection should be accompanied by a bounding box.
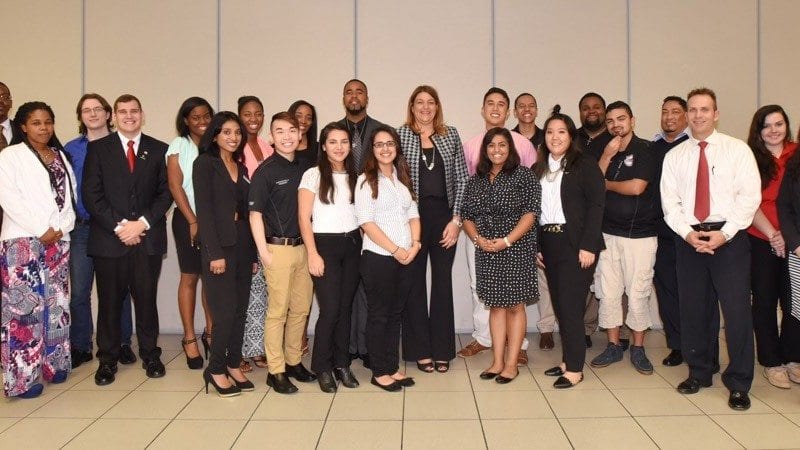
[694,140,710,222]
[127,140,136,173]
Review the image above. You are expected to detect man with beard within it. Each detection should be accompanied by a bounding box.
[337,79,385,368]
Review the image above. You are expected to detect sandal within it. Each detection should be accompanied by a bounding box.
[251,356,268,368]
[435,361,450,373]
[239,359,253,373]
[416,360,434,373]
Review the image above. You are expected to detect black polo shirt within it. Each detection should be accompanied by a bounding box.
[602,135,658,238]
[512,125,544,151]
[578,128,613,161]
[248,152,310,238]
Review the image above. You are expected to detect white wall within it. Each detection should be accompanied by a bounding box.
[4,0,797,332]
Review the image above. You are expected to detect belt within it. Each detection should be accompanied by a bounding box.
[541,224,565,233]
[691,221,726,232]
[76,217,90,226]
[314,229,361,239]
[266,236,303,246]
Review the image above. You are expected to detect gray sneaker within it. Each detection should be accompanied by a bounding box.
[630,345,654,375]
[590,343,624,368]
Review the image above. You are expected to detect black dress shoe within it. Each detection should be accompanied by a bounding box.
[585,335,593,348]
[395,377,415,387]
[728,390,751,410]
[317,371,337,393]
[496,371,518,384]
[94,363,118,386]
[286,363,317,382]
[142,358,166,378]
[544,366,564,377]
[479,371,500,380]
[267,372,298,394]
[553,374,583,389]
[71,349,93,369]
[119,345,137,365]
[662,349,683,366]
[333,367,360,388]
[676,377,712,394]
[370,377,402,392]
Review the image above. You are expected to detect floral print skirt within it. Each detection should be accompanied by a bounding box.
[1,238,71,397]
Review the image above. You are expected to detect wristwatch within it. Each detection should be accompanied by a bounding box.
[451,217,463,227]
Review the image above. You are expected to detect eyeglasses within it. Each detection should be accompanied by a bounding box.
[373,141,397,150]
[0,94,11,101]
[81,107,106,115]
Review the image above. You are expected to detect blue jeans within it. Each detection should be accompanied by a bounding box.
[69,222,133,351]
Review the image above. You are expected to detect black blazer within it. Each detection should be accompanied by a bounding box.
[560,153,606,253]
[192,153,255,262]
[82,133,171,258]
[337,115,385,172]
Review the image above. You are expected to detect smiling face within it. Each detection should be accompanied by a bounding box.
[239,100,264,137]
[486,133,510,168]
[660,100,688,135]
[324,129,350,167]
[114,100,143,138]
[761,112,787,149]
[605,107,634,138]
[687,94,719,140]
[185,105,211,142]
[80,98,110,133]
[343,80,368,116]
[215,120,242,154]
[481,93,509,129]
[372,130,397,168]
[270,118,300,156]
[21,108,55,149]
[411,91,437,128]
[545,119,571,159]
[514,94,538,125]
[0,84,12,123]
[294,104,314,136]
[579,96,605,129]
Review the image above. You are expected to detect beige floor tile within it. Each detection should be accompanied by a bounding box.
[711,413,800,449]
[544,389,628,418]
[0,418,20,433]
[404,391,478,420]
[468,368,539,391]
[653,364,692,388]
[684,388,774,415]
[612,388,703,416]
[103,390,196,419]
[70,368,148,391]
[327,392,403,420]
[483,418,571,449]
[148,419,246,450]
[29,390,127,418]
[319,420,401,449]
[524,347,565,368]
[44,369,93,391]
[462,351,496,371]
[0,417,92,447]
[251,391,333,420]
[403,420,485,450]
[136,369,205,392]
[233,420,323,449]
[0,388,64,417]
[750,386,800,413]
[176,390,264,420]
[63,418,168,449]
[636,415,743,450]
[475,390,553,419]
[591,363,673,389]
[531,367,606,390]
[560,417,657,449]
[403,368,472,391]
[785,413,800,426]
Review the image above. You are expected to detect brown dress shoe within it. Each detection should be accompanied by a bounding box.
[539,332,555,350]
[517,350,529,366]
[457,340,490,358]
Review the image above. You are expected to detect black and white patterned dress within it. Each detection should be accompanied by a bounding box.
[461,166,541,307]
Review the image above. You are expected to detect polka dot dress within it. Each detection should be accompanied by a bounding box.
[462,166,541,308]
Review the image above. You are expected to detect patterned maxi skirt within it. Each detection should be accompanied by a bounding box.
[241,261,268,358]
[1,238,71,397]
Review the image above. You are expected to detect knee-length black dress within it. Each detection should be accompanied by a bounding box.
[461,166,541,308]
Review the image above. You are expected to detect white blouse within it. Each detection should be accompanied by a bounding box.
[298,167,359,233]
[354,170,419,256]
[539,154,567,225]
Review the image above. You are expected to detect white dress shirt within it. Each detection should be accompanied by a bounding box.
[114,131,150,230]
[660,130,761,240]
[1,118,12,143]
[354,169,420,256]
[539,154,567,225]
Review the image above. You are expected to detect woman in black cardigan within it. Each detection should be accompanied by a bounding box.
[533,106,605,389]
[193,111,257,397]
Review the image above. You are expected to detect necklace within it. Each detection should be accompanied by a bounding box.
[545,165,563,182]
[420,145,436,170]
[37,147,55,164]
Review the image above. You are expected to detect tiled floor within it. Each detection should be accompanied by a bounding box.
[2,331,800,449]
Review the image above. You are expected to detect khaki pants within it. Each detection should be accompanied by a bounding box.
[263,244,314,374]
[536,269,556,333]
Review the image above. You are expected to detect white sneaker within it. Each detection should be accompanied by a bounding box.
[764,366,792,389]
[785,362,800,384]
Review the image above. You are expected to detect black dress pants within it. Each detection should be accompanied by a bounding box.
[95,245,163,364]
[750,234,800,366]
[361,250,412,377]
[402,198,456,362]
[310,231,362,373]
[676,231,754,392]
[541,230,596,373]
[201,221,254,374]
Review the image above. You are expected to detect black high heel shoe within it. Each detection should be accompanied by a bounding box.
[201,329,211,359]
[227,367,255,392]
[203,369,241,397]
[181,337,204,370]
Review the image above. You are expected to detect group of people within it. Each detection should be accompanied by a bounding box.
[1,78,798,412]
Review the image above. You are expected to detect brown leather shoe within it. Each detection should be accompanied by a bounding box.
[517,350,529,366]
[457,340,490,358]
[539,332,555,350]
